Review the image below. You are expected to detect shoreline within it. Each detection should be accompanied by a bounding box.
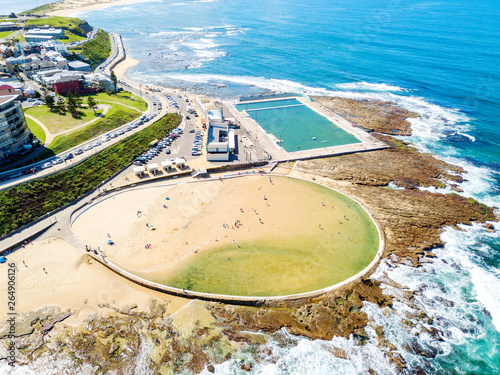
[47,0,144,17]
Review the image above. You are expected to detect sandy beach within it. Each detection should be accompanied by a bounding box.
[71,175,379,295]
[48,0,144,17]
[112,54,140,79]
[0,236,189,325]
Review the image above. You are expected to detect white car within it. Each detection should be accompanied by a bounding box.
[84,144,93,151]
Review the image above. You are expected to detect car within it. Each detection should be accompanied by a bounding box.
[133,160,143,166]
[102,135,111,142]
[23,167,37,174]
[92,141,101,147]
[42,162,53,169]
[131,123,138,129]
[125,126,132,132]
[52,157,63,165]
[63,153,74,160]
[75,149,83,155]
[191,151,201,156]
[27,98,35,102]
[170,158,175,163]
[110,133,118,138]
[189,129,195,133]
[117,130,125,135]
[165,148,171,154]
[10,172,23,179]
[84,144,93,151]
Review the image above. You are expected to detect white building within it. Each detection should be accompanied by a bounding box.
[0,95,31,160]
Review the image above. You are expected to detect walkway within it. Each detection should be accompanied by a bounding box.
[25,104,110,146]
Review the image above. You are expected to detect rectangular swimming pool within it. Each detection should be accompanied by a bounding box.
[235,98,302,111]
[235,99,361,152]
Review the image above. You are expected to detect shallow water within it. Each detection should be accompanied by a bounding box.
[148,177,379,296]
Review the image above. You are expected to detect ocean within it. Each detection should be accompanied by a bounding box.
[9,0,500,373]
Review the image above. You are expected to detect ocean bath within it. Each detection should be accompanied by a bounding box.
[72,175,381,298]
[234,98,361,152]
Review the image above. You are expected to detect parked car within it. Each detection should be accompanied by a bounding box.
[9,172,23,179]
[165,148,171,154]
[84,144,93,151]
[23,167,37,174]
[92,141,101,147]
[42,162,53,169]
[63,153,74,160]
[52,158,63,165]
[189,129,195,133]
[75,149,83,155]
[133,160,143,166]
[117,129,125,136]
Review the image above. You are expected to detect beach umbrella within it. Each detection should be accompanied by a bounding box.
[0,256,7,263]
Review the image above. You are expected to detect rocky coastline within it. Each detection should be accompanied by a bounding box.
[0,96,497,373]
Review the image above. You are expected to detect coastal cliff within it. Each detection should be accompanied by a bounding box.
[0,97,497,373]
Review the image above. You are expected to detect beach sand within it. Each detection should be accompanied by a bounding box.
[0,237,189,325]
[71,175,375,294]
[48,0,143,17]
[112,54,140,79]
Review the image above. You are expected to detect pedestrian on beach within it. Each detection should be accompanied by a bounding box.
[23,260,27,267]
[43,268,47,274]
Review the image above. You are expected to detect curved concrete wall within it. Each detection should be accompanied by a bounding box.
[72,174,385,307]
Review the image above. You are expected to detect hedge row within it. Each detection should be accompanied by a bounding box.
[0,114,180,236]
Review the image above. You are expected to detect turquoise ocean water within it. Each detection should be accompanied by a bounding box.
[7,0,500,373]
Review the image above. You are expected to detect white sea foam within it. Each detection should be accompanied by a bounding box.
[336,82,406,92]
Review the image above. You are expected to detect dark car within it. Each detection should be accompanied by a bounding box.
[23,167,37,174]
[63,153,74,160]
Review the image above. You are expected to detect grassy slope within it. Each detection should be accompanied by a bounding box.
[0,31,13,39]
[48,108,137,154]
[94,92,147,111]
[81,29,111,67]
[24,16,87,36]
[25,117,46,143]
[24,106,103,134]
[0,114,180,236]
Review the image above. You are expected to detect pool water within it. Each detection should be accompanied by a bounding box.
[151,178,380,297]
[235,99,361,152]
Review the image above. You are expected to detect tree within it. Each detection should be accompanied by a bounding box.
[110,71,117,94]
[34,90,41,99]
[57,97,66,114]
[43,92,55,110]
[87,96,98,116]
[74,92,83,108]
[66,92,77,117]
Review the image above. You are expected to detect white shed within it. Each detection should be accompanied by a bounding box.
[134,166,146,176]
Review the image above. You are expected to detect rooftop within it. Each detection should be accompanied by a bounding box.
[0,95,18,106]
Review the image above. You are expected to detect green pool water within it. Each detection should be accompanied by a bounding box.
[235,99,361,152]
[146,178,380,297]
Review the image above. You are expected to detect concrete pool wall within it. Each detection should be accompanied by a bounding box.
[71,174,385,307]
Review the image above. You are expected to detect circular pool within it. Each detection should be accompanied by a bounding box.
[72,175,382,297]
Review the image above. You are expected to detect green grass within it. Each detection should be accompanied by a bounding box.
[94,92,147,111]
[24,16,87,36]
[0,114,180,236]
[0,31,14,39]
[48,108,137,154]
[25,106,103,134]
[20,3,57,15]
[81,29,111,68]
[57,30,86,44]
[26,117,46,143]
